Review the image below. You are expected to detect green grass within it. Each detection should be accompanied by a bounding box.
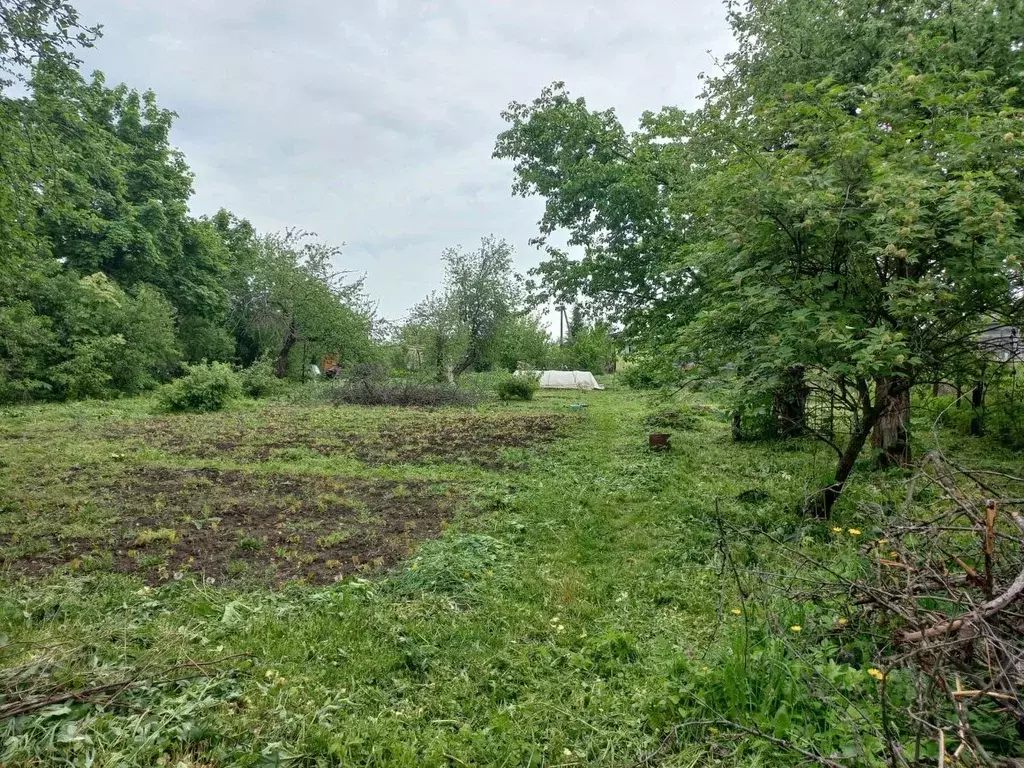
[1,383,1020,766]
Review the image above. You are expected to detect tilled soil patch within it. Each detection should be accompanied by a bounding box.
[2,467,460,585]
[111,412,569,470]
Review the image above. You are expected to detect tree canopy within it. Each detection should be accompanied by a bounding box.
[496,0,1024,514]
[0,1,374,401]
[405,236,524,382]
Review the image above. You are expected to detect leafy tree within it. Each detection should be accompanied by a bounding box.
[564,322,616,376]
[494,84,693,351]
[497,0,1024,516]
[237,230,372,378]
[404,292,464,382]
[680,0,1023,514]
[26,63,231,324]
[407,236,521,382]
[494,313,551,372]
[44,272,178,399]
[0,2,381,404]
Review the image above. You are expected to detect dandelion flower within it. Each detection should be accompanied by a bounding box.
[831,527,843,533]
[848,528,861,536]
[790,625,802,632]
[876,538,888,545]
[836,617,848,627]
[731,608,742,615]
[867,668,885,681]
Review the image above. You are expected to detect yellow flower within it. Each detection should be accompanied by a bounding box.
[836,617,848,627]
[731,608,742,615]
[848,528,861,536]
[831,527,843,533]
[867,668,885,681]
[876,538,888,545]
[790,625,802,632]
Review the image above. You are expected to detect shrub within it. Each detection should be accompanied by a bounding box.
[239,357,282,398]
[326,380,479,407]
[496,374,538,401]
[620,357,669,390]
[157,362,240,413]
[989,402,1024,451]
[919,384,1024,451]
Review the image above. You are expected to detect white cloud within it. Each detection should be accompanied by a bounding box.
[73,0,733,319]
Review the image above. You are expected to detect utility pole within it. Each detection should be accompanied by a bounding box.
[557,305,565,346]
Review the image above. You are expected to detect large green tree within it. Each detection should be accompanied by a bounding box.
[236,230,373,378]
[497,0,1024,516]
[406,236,522,382]
[494,84,694,352]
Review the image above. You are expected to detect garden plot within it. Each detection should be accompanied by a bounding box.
[111,408,569,469]
[2,466,460,585]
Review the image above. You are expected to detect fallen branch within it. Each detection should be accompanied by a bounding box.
[0,653,249,720]
[898,564,1024,643]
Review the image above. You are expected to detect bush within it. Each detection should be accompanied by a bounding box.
[989,401,1024,451]
[239,357,282,398]
[619,356,672,390]
[496,374,538,401]
[919,383,1024,451]
[157,362,240,413]
[326,380,479,407]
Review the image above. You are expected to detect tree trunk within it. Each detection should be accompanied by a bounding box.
[970,380,986,436]
[451,344,478,380]
[433,337,448,383]
[275,320,298,378]
[807,382,891,518]
[731,410,743,442]
[871,376,911,468]
[807,416,878,518]
[772,366,809,438]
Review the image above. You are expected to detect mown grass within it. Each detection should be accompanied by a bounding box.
[1,383,1018,766]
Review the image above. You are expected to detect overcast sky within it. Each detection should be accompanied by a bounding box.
[73,0,733,321]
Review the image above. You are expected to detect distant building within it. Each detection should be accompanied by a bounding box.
[978,322,1023,363]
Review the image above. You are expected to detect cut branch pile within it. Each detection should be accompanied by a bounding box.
[858,451,1024,764]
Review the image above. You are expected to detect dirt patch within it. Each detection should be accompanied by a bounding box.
[2,467,460,585]
[111,412,569,470]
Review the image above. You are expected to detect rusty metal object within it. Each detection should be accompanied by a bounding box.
[648,433,670,451]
